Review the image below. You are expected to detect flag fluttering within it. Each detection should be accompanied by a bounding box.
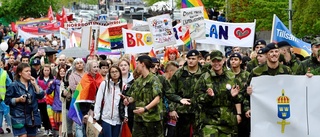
[181,0,209,19]
[130,55,136,72]
[148,48,156,57]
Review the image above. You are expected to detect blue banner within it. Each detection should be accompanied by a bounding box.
[272,15,311,57]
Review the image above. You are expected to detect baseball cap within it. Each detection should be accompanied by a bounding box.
[32,59,41,65]
[210,50,224,60]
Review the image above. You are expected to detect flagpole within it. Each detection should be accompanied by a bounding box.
[288,0,293,32]
[270,14,276,43]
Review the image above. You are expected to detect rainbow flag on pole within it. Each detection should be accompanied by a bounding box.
[108,24,128,49]
[181,0,209,19]
[181,29,192,49]
[148,48,156,57]
[130,55,136,72]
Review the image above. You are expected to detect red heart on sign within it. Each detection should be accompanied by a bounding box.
[234,28,251,40]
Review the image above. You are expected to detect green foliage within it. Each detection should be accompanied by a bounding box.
[292,0,320,38]
[0,0,60,21]
[227,0,288,31]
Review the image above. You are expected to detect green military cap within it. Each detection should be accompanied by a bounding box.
[311,37,320,46]
[257,48,269,54]
[210,50,224,61]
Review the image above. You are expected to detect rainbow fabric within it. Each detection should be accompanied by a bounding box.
[130,55,136,72]
[181,30,192,49]
[108,24,128,49]
[16,17,50,26]
[47,105,55,129]
[96,47,121,55]
[99,27,111,48]
[181,0,209,19]
[68,73,104,125]
[148,48,156,57]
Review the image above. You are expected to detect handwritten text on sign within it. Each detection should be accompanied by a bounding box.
[196,20,256,47]
[148,14,176,49]
[122,28,153,54]
[181,7,204,26]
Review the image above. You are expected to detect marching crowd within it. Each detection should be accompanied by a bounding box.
[1,24,320,137]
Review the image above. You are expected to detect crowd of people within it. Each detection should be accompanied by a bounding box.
[1,23,320,137]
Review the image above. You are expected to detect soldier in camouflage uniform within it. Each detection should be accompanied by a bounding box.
[246,40,267,72]
[296,37,320,76]
[169,50,204,137]
[245,43,292,118]
[124,55,164,137]
[193,50,241,137]
[150,58,190,137]
[229,53,250,137]
[277,41,301,74]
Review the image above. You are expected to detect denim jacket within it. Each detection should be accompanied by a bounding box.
[5,80,45,128]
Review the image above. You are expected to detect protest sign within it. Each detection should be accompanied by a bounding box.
[180,7,206,40]
[197,20,256,47]
[108,23,128,49]
[86,116,102,137]
[173,23,190,46]
[147,14,176,49]
[18,28,52,41]
[59,28,71,49]
[251,75,320,137]
[122,28,153,54]
[64,21,108,28]
[271,14,311,57]
[80,26,99,51]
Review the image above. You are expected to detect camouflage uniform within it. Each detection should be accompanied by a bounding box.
[193,69,241,137]
[244,63,292,113]
[127,73,163,137]
[282,54,301,74]
[296,55,320,75]
[234,70,250,137]
[246,58,258,73]
[169,64,204,137]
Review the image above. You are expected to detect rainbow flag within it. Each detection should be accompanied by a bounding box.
[16,17,50,26]
[96,47,121,55]
[47,105,55,129]
[108,24,128,49]
[148,48,156,57]
[99,26,111,48]
[181,0,209,19]
[73,31,82,47]
[68,73,104,125]
[130,55,136,72]
[181,29,192,49]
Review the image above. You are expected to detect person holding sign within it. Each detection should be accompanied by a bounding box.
[245,43,292,136]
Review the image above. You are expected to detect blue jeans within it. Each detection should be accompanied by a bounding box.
[99,121,121,137]
[0,111,11,127]
[75,123,83,137]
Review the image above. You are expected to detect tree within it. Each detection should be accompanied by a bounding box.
[226,0,288,31]
[0,0,59,21]
[292,0,320,38]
